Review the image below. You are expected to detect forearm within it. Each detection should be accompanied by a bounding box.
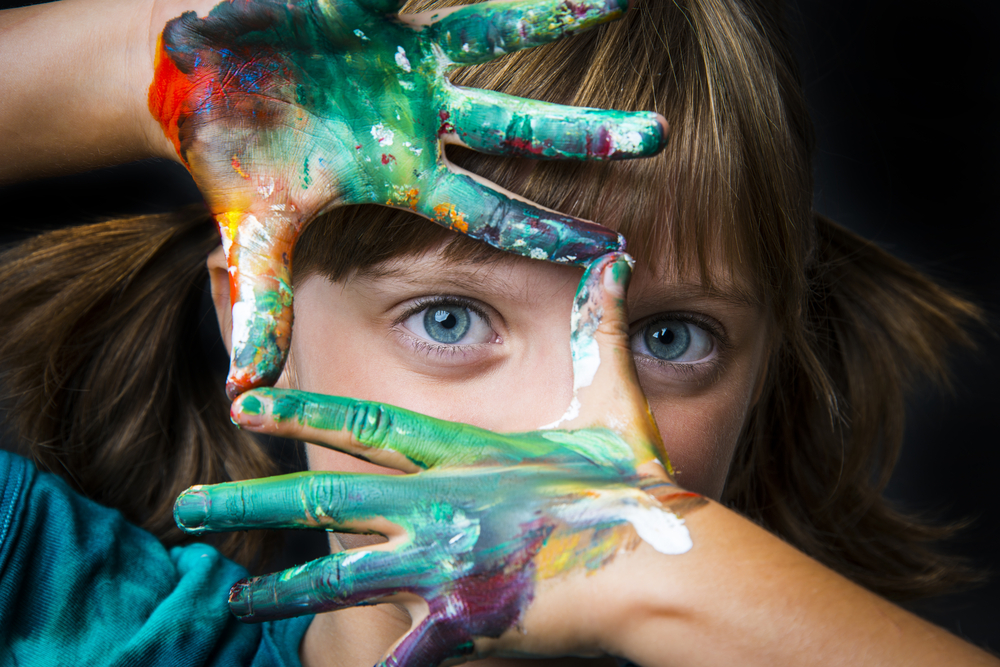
[0,0,201,183]
[602,501,996,667]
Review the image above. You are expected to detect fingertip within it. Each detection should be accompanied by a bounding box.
[231,390,270,429]
[174,487,209,533]
[229,579,253,619]
[653,113,670,152]
[602,251,634,299]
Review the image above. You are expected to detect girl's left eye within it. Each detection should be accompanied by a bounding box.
[631,316,716,363]
[400,299,498,346]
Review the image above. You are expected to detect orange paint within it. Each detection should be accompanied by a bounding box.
[433,203,468,233]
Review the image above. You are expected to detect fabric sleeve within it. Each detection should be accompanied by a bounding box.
[0,449,313,667]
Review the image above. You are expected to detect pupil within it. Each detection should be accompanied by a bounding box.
[434,310,457,329]
[644,320,690,360]
[424,306,471,344]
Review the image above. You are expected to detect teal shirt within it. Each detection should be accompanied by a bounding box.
[0,449,313,665]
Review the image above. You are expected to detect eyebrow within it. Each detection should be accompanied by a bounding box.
[351,254,538,303]
[630,281,761,311]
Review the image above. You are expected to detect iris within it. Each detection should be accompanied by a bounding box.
[424,306,471,344]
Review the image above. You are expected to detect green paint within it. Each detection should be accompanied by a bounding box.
[239,394,263,415]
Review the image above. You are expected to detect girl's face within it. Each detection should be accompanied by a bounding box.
[211,239,771,501]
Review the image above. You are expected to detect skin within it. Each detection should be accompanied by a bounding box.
[146,0,668,398]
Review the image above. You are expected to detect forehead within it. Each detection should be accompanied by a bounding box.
[349,228,762,313]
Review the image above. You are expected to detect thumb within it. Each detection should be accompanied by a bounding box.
[556,252,670,470]
[217,209,300,399]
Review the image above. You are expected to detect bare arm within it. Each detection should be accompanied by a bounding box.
[595,502,996,667]
[0,0,180,182]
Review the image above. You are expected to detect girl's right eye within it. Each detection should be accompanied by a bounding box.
[400,298,498,347]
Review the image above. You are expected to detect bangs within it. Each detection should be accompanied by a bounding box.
[295,0,814,321]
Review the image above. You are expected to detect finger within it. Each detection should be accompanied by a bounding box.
[550,253,669,468]
[426,0,627,66]
[173,471,411,535]
[231,388,527,471]
[380,611,474,667]
[443,86,667,161]
[415,166,623,264]
[216,210,302,399]
[229,547,427,622]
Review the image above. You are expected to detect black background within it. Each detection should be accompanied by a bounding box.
[0,0,997,652]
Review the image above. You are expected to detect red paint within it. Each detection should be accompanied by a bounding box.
[585,127,613,158]
[148,35,195,161]
[381,153,396,165]
[502,136,549,157]
[438,109,455,136]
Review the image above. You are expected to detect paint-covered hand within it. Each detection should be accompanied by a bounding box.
[149,0,668,398]
[174,253,704,667]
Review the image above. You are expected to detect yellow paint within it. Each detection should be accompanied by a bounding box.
[231,155,250,179]
[534,524,628,580]
[217,210,243,245]
[387,185,420,211]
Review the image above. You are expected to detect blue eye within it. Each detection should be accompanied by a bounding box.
[401,298,497,347]
[423,306,470,343]
[634,317,714,363]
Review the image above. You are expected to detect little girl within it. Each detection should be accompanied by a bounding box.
[0,0,995,665]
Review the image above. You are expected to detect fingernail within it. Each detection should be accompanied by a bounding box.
[603,252,634,297]
[232,392,268,428]
[174,488,209,532]
[229,579,253,618]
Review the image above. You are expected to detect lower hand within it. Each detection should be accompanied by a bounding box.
[174,253,704,666]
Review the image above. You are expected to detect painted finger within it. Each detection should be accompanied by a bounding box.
[217,210,302,399]
[545,253,667,466]
[173,471,414,535]
[428,0,627,66]
[379,610,474,667]
[415,166,623,264]
[229,547,428,622]
[231,388,514,471]
[443,86,667,161]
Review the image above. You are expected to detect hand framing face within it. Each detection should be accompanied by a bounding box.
[148,0,668,397]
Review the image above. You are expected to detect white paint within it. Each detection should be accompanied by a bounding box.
[609,128,646,155]
[395,46,412,73]
[462,42,470,53]
[529,247,548,260]
[257,178,275,198]
[230,299,255,359]
[342,551,369,567]
[620,504,692,554]
[371,123,395,147]
[353,29,369,41]
[555,494,693,556]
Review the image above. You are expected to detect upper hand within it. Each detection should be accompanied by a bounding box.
[147,0,668,397]
[174,253,704,667]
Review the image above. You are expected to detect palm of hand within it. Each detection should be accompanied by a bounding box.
[175,254,703,667]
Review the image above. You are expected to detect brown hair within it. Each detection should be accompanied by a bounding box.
[0,0,981,595]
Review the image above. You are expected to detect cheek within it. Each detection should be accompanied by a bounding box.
[648,385,754,500]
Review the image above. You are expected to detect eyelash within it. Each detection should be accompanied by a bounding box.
[392,295,500,358]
